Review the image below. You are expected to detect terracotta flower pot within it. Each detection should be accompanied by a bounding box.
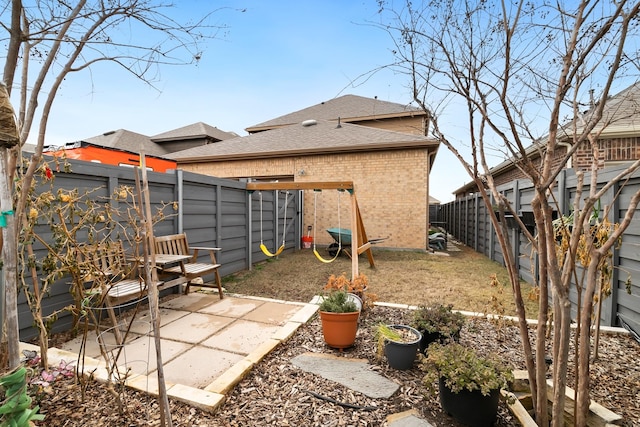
[319,310,359,349]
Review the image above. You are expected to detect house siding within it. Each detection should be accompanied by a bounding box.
[349,116,426,136]
[180,149,430,250]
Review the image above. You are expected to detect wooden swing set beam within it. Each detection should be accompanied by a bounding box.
[246,181,354,191]
[245,181,374,277]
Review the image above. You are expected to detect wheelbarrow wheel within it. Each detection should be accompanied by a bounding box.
[328,243,340,257]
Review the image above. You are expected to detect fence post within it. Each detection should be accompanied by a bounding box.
[176,169,184,234]
[510,181,520,277]
[601,181,619,326]
[489,193,495,261]
[215,184,222,248]
[247,189,253,270]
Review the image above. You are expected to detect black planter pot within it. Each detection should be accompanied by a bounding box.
[418,329,460,354]
[419,331,445,354]
[384,325,421,370]
[438,377,500,427]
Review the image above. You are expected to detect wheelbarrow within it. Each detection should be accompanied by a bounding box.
[325,227,388,257]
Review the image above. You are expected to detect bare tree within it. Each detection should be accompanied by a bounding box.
[0,0,229,421]
[377,1,640,425]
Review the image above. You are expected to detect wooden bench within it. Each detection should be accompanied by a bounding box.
[153,233,223,298]
[75,241,157,344]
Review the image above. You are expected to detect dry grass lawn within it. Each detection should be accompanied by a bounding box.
[223,243,540,318]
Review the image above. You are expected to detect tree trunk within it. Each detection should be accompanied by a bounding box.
[551,287,573,427]
[575,257,601,425]
[489,205,540,416]
[0,148,20,369]
[533,196,551,426]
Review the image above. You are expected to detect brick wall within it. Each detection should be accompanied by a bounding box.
[493,137,640,186]
[573,136,640,170]
[181,149,430,250]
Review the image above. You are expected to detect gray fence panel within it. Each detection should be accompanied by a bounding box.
[613,176,640,328]
[218,186,251,276]
[15,160,300,340]
[440,166,640,328]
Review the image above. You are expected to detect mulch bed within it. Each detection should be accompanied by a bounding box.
[31,303,640,426]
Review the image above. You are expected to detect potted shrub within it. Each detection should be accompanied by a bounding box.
[323,273,376,310]
[318,289,361,349]
[421,342,514,427]
[411,303,466,354]
[375,324,422,370]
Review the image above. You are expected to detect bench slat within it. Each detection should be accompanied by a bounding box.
[154,233,223,298]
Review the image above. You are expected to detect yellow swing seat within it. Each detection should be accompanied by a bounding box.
[258,190,289,258]
[313,246,340,263]
[260,243,285,257]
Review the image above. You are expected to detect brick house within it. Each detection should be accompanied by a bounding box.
[454,81,640,198]
[169,95,439,250]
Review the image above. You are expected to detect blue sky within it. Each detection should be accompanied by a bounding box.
[40,0,469,202]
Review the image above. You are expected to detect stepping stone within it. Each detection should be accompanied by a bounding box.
[387,409,434,427]
[291,352,399,399]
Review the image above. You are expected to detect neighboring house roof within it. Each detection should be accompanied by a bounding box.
[429,196,441,205]
[21,143,36,153]
[454,80,640,195]
[168,119,439,163]
[151,122,239,143]
[246,94,427,132]
[580,80,640,137]
[82,129,170,157]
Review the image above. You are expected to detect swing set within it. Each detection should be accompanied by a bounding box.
[258,190,289,257]
[247,181,375,277]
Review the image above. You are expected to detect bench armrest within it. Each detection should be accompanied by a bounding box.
[189,246,221,252]
[190,246,221,264]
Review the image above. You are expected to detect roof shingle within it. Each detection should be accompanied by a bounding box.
[84,129,169,157]
[169,119,438,162]
[246,95,426,132]
[151,122,238,142]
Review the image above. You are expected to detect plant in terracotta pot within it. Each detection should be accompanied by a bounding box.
[323,272,376,310]
[411,303,466,354]
[375,323,422,370]
[421,342,514,427]
[318,289,361,349]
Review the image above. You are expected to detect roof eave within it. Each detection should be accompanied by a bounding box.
[152,135,215,143]
[175,140,439,164]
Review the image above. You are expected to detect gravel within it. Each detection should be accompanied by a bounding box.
[36,304,639,426]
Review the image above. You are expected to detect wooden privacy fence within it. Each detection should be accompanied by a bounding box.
[12,159,301,340]
[437,167,640,329]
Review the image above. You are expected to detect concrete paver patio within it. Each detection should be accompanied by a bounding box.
[17,293,439,425]
[20,292,318,411]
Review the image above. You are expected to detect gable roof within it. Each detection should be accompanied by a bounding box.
[83,129,169,157]
[246,94,427,133]
[151,122,238,143]
[168,119,439,163]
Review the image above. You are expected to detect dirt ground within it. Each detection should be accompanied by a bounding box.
[224,245,540,317]
[22,245,640,426]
